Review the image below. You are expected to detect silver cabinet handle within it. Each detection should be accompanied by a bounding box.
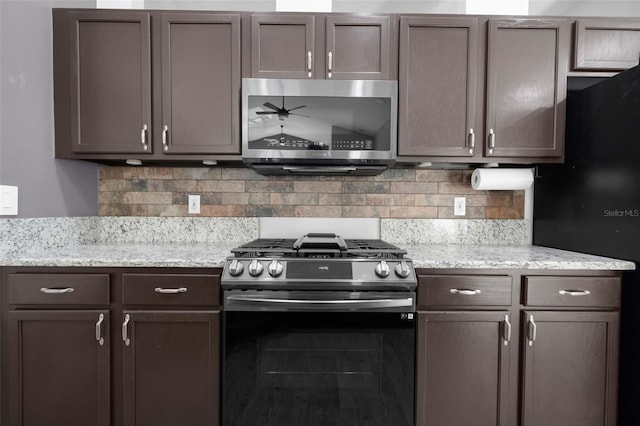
[40,287,74,294]
[154,287,187,294]
[327,51,333,78]
[528,314,537,347]
[559,289,591,296]
[307,51,313,78]
[449,288,482,295]
[95,313,105,346]
[162,125,169,152]
[122,314,130,346]
[503,314,511,346]
[488,128,496,154]
[468,128,475,155]
[140,124,148,151]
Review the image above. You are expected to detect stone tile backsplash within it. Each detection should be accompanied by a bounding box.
[98,166,525,219]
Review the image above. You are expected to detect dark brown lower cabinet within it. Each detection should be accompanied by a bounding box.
[122,310,220,426]
[8,310,110,426]
[521,311,619,426]
[416,311,511,426]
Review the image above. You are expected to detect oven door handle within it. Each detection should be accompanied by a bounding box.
[225,294,415,312]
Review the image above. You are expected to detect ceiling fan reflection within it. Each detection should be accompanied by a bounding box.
[256,96,309,121]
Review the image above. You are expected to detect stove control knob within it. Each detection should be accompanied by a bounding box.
[375,261,390,278]
[228,259,244,276]
[268,260,284,277]
[248,259,264,277]
[394,261,411,278]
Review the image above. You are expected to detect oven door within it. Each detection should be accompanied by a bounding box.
[222,291,415,426]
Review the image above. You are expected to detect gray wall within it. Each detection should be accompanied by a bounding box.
[0,0,99,218]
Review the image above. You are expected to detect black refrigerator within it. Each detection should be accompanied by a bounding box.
[534,64,640,425]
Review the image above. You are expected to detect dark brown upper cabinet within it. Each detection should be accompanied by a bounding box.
[521,311,619,426]
[67,11,152,155]
[248,13,395,80]
[325,15,392,79]
[398,17,479,158]
[160,14,240,154]
[249,14,316,79]
[54,9,241,161]
[398,17,568,163]
[486,19,568,159]
[574,19,640,71]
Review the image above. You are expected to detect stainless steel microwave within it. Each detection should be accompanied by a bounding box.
[241,78,397,175]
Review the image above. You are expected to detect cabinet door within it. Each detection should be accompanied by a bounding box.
[416,311,511,426]
[575,19,640,71]
[486,19,568,158]
[398,17,478,157]
[8,310,110,426]
[325,15,391,80]
[68,11,152,154]
[250,14,315,78]
[522,311,619,426]
[122,311,220,426]
[160,14,240,155]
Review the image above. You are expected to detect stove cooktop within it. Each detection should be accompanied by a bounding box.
[222,233,416,291]
[231,233,407,259]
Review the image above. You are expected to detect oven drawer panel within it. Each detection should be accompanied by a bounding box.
[122,274,220,306]
[418,275,512,307]
[524,276,620,307]
[8,273,110,305]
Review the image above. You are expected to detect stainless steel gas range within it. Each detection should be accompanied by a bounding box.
[221,233,417,426]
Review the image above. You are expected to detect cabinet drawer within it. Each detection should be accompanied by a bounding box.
[418,275,512,307]
[8,274,110,305]
[524,276,620,307]
[122,274,220,306]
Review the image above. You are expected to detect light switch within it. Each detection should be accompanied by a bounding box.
[0,185,18,215]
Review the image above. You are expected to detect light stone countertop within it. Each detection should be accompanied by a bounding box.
[0,242,242,268]
[0,242,635,270]
[404,244,635,270]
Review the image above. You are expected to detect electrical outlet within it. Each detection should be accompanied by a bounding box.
[188,195,201,214]
[0,185,18,216]
[454,197,466,216]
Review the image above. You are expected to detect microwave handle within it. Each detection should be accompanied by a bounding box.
[282,166,357,173]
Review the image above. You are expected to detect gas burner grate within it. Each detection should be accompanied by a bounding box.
[231,237,407,259]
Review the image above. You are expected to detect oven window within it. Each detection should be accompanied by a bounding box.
[223,312,414,426]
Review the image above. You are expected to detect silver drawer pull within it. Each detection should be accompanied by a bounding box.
[503,314,511,346]
[140,124,148,150]
[449,288,482,296]
[162,125,169,152]
[122,314,130,346]
[528,314,537,347]
[154,287,188,294]
[95,313,105,346]
[307,50,313,78]
[559,289,591,296]
[40,287,74,294]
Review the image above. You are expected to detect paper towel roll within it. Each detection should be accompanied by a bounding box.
[471,168,534,190]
